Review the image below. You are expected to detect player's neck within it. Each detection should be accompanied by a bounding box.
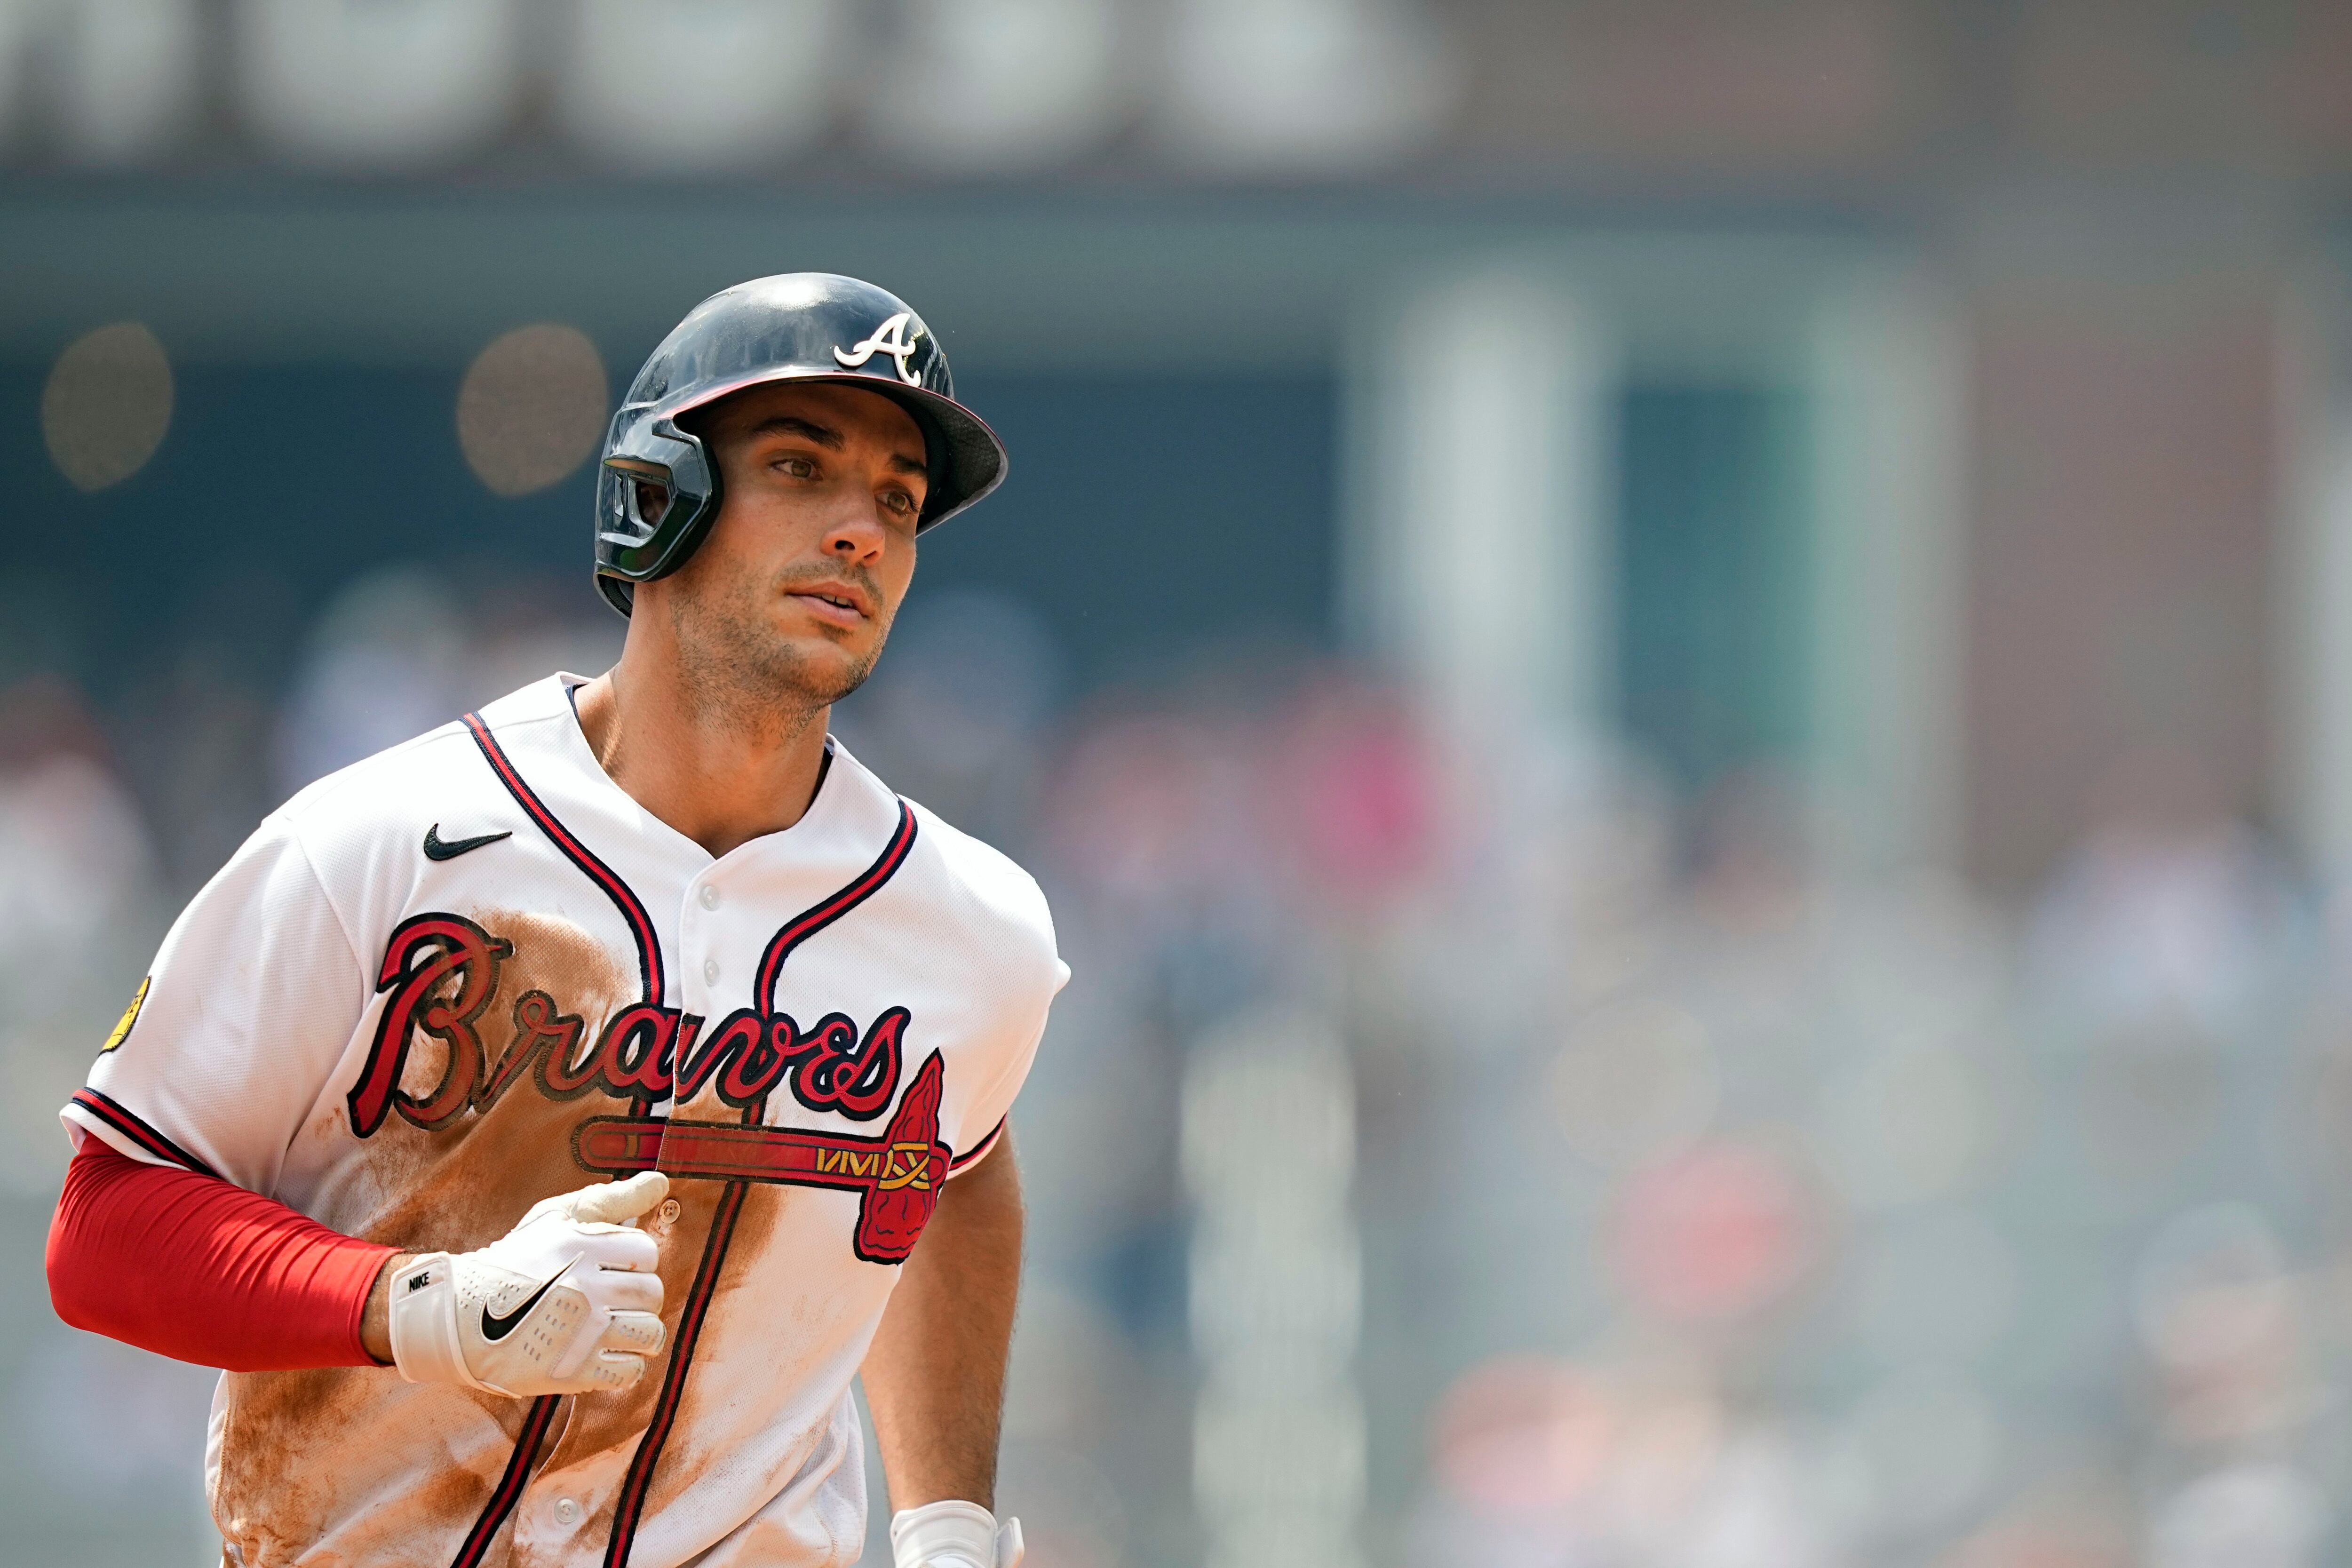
[571,661,832,860]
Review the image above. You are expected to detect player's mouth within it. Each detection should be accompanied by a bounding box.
[784,580,873,627]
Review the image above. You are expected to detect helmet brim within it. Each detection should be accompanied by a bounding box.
[666,369,1007,531]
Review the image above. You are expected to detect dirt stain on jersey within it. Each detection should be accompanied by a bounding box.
[214,909,646,1564]
[624,1181,823,1526]
[541,1057,810,1528]
[361,908,635,1249]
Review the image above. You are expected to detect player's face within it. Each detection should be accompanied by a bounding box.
[661,381,928,707]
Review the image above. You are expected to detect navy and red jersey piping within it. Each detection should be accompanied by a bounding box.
[462,711,664,1004]
[603,1179,748,1564]
[446,1395,562,1568]
[456,708,674,1568]
[69,1088,219,1179]
[756,801,917,1012]
[950,1116,1007,1174]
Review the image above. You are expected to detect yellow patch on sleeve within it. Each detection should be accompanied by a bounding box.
[101,976,150,1052]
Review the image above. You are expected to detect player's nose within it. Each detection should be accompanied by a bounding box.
[820,499,888,562]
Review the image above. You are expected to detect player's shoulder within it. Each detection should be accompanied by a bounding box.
[270,675,571,846]
[829,743,1060,967]
[909,798,1055,931]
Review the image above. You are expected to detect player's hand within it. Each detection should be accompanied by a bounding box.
[890,1501,1024,1568]
[387,1171,670,1398]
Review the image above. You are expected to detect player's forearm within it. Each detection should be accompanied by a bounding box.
[862,1126,1025,1511]
[47,1143,393,1371]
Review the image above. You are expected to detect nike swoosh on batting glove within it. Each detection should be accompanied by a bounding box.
[389,1171,669,1398]
[890,1500,1025,1568]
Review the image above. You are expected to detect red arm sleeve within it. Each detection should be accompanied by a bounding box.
[46,1143,394,1372]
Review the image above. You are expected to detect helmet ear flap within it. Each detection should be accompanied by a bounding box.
[593,415,722,617]
[597,572,636,618]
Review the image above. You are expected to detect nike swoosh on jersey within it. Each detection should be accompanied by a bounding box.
[424,824,513,861]
[480,1268,568,1342]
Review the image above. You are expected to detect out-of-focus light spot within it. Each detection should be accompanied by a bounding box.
[456,325,608,498]
[2132,1203,2291,1374]
[1830,1368,2000,1536]
[556,0,842,173]
[236,0,519,170]
[2149,1464,2329,1568]
[1817,1043,1992,1210]
[2029,807,2288,1037]
[1431,1357,1613,1512]
[1606,1391,1724,1543]
[866,0,1128,174]
[1549,996,1717,1168]
[1608,1140,1812,1324]
[56,0,201,163]
[42,321,173,492]
[1852,1210,2019,1365]
[1153,0,1460,175]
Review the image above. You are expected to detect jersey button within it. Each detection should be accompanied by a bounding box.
[658,1198,682,1226]
[553,1497,581,1527]
[702,957,720,984]
[699,885,720,911]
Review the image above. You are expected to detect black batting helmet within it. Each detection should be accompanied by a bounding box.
[593,273,1007,617]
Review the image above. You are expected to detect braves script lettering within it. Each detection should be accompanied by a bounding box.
[345,912,946,1261]
[348,912,909,1135]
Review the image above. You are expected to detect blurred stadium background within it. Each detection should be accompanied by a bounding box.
[8,2,2352,1566]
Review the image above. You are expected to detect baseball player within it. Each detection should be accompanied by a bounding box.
[47,274,1063,1568]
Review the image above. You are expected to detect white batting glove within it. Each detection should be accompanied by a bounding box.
[890,1501,1024,1568]
[388,1171,669,1398]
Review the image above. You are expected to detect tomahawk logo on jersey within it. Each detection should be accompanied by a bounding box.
[61,674,1065,1567]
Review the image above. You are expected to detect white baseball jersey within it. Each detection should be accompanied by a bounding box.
[61,673,1066,1568]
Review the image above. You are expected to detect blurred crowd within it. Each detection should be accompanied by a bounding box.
[8,564,2352,1568]
[14,0,2352,1563]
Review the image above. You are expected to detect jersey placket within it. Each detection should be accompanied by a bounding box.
[462,709,683,1568]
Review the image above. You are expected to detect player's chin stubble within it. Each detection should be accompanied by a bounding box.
[668,560,886,738]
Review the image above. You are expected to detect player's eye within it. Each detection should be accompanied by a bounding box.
[775,456,817,478]
[880,488,916,517]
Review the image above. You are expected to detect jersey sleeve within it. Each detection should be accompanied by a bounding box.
[945,952,1068,1178]
[61,811,373,1195]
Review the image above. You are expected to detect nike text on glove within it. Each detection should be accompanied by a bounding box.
[890,1500,1025,1568]
[388,1170,669,1398]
